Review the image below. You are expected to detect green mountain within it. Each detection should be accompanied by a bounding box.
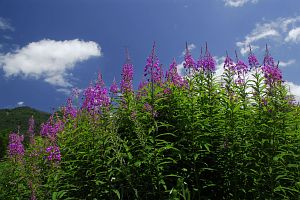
[0,106,50,159]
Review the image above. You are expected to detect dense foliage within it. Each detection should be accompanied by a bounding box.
[1,43,300,199]
[0,106,50,159]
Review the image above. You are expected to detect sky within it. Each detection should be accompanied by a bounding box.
[1,0,300,112]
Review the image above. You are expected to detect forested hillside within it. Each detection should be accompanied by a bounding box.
[0,106,50,159]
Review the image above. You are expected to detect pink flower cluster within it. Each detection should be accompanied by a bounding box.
[65,97,77,118]
[224,54,235,71]
[110,78,118,94]
[248,48,259,68]
[40,115,64,140]
[82,73,110,112]
[261,64,282,86]
[144,42,163,84]
[121,62,134,94]
[261,46,282,86]
[166,59,187,87]
[183,43,196,70]
[8,132,24,159]
[45,146,61,161]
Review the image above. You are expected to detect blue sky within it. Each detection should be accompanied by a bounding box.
[1,0,300,112]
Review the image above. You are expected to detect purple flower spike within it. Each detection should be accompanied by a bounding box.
[248,45,259,68]
[82,72,111,113]
[45,146,61,162]
[224,52,235,71]
[235,60,248,75]
[121,58,134,94]
[110,78,118,94]
[8,132,25,160]
[202,43,216,72]
[65,98,77,118]
[261,46,282,86]
[234,51,249,83]
[137,80,148,99]
[166,58,186,87]
[183,42,196,70]
[263,44,275,67]
[40,115,64,139]
[144,42,163,84]
[261,64,282,86]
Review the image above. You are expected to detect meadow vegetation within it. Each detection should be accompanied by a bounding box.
[1,43,300,199]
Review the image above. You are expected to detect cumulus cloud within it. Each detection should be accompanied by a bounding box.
[279,59,296,67]
[214,56,226,79]
[17,101,24,106]
[176,61,185,76]
[237,16,300,55]
[285,27,300,43]
[56,88,72,95]
[286,81,300,102]
[0,17,14,31]
[0,39,101,88]
[224,0,258,7]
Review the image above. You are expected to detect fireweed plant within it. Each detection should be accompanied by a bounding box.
[1,43,300,199]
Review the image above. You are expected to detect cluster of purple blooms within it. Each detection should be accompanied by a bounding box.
[222,45,283,86]
[261,46,282,86]
[235,52,249,84]
[224,54,235,71]
[201,45,216,72]
[110,78,118,94]
[8,132,25,159]
[184,43,216,73]
[144,42,163,84]
[40,115,64,140]
[121,57,134,94]
[82,73,110,113]
[45,146,61,161]
[137,80,148,99]
[248,47,259,68]
[64,97,78,118]
[183,43,196,71]
[166,58,187,87]
[224,51,248,76]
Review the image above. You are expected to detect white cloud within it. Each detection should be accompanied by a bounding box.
[215,56,226,79]
[224,0,258,7]
[279,59,296,67]
[0,17,14,31]
[56,87,83,96]
[285,27,300,43]
[176,61,185,76]
[286,81,300,102]
[0,39,101,88]
[17,101,24,106]
[237,16,300,55]
[56,88,71,95]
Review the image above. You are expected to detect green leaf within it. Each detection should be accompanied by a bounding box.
[113,189,121,199]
